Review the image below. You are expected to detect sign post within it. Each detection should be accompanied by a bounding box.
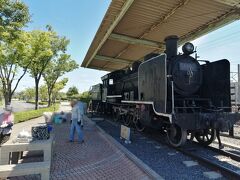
[120,125,131,144]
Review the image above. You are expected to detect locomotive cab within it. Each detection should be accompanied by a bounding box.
[101,70,125,103]
[88,84,103,113]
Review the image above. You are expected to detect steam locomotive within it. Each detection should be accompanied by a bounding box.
[89,35,240,147]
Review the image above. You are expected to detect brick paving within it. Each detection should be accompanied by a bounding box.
[51,120,151,180]
[3,103,152,180]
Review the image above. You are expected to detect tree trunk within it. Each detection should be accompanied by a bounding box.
[35,77,39,110]
[3,88,12,107]
[47,86,52,107]
[4,94,9,107]
[8,84,12,105]
[8,94,12,105]
[48,92,51,107]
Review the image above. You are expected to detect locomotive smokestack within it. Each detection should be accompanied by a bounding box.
[164,35,179,58]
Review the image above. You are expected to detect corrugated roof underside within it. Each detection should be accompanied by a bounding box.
[81,0,126,68]
[82,0,240,71]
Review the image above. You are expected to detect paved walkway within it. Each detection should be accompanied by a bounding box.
[3,104,152,180]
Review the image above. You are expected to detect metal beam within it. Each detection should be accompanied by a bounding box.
[213,0,240,8]
[87,65,114,72]
[86,0,134,67]
[109,33,164,49]
[179,9,240,44]
[139,0,191,39]
[115,0,190,58]
[95,55,132,64]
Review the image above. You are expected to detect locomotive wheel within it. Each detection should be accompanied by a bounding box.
[167,124,187,147]
[113,110,120,122]
[195,128,216,146]
[135,119,145,132]
[124,114,132,126]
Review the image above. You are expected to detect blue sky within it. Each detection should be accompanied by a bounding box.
[17,0,240,93]
[190,21,240,72]
[18,0,111,92]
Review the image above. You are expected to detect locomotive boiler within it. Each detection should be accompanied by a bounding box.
[90,35,240,147]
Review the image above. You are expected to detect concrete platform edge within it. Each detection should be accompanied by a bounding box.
[85,116,164,180]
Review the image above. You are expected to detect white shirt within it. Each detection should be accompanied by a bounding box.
[71,105,80,121]
[78,101,85,115]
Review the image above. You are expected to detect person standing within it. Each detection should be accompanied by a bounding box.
[69,100,84,143]
[78,100,85,128]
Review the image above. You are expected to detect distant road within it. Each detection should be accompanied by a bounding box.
[0,101,47,113]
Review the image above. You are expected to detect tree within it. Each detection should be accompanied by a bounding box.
[0,0,30,106]
[57,92,67,101]
[26,30,53,109]
[39,85,48,101]
[66,86,79,99]
[27,27,69,109]
[23,87,35,101]
[0,0,30,42]
[43,53,78,106]
[0,84,3,103]
[51,78,68,103]
[13,91,24,100]
[0,32,31,105]
[79,91,91,104]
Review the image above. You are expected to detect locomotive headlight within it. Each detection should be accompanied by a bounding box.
[182,42,194,55]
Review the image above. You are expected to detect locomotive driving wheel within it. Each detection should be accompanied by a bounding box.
[113,109,120,122]
[134,118,145,132]
[124,114,132,126]
[195,128,216,146]
[167,124,187,147]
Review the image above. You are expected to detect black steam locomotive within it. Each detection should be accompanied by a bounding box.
[90,35,240,147]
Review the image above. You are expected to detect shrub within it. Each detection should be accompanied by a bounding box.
[78,91,91,105]
[26,100,48,105]
[14,103,60,123]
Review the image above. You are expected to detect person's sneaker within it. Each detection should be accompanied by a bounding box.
[219,144,224,149]
[78,140,84,144]
[68,140,74,143]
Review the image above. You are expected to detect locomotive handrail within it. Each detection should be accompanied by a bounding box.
[171,81,175,114]
[121,100,172,123]
[197,60,210,64]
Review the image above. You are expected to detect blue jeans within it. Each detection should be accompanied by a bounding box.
[69,119,83,142]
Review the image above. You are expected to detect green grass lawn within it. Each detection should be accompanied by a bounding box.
[25,100,48,105]
[14,103,59,123]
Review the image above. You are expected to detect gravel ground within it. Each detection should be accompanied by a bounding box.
[220,124,240,147]
[210,142,240,156]
[233,124,240,136]
[186,141,240,173]
[94,117,226,180]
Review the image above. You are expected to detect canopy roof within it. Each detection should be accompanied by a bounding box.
[81,0,240,72]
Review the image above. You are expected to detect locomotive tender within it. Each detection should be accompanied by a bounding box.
[90,35,240,147]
